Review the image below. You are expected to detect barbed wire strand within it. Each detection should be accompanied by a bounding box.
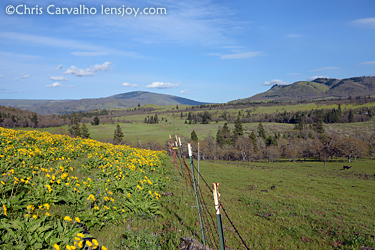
[196,184,220,250]
[191,161,250,250]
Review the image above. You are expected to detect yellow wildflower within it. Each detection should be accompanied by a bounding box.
[3,205,7,216]
[64,216,72,222]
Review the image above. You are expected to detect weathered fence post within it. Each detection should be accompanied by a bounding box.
[213,183,225,250]
[188,143,206,245]
[198,141,200,186]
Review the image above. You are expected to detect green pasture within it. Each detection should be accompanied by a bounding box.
[150,158,375,249]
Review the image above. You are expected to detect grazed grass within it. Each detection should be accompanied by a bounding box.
[146,158,375,249]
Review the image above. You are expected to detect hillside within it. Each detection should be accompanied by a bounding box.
[231,76,375,103]
[0,91,208,115]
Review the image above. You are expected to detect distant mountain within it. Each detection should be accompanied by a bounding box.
[230,76,375,103]
[0,91,208,115]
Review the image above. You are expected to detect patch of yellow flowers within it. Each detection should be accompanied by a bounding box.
[0,127,168,250]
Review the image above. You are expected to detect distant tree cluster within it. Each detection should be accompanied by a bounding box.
[170,117,375,164]
[144,114,159,124]
[67,113,90,139]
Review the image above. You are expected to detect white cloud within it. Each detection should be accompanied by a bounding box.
[65,66,94,77]
[287,73,300,76]
[46,82,63,88]
[146,82,181,89]
[0,51,41,60]
[20,74,30,78]
[286,34,302,38]
[306,76,329,81]
[0,32,141,58]
[91,62,112,72]
[359,61,375,65]
[55,65,63,71]
[64,62,112,77]
[180,89,192,94]
[308,67,339,72]
[0,75,3,78]
[351,18,375,29]
[49,76,67,81]
[70,52,110,57]
[122,83,138,87]
[263,79,290,86]
[221,51,263,59]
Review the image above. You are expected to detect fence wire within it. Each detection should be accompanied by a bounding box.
[170,139,250,250]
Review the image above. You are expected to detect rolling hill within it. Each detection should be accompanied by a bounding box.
[0,91,209,115]
[231,76,375,103]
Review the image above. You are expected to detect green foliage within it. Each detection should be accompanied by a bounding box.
[190,130,198,142]
[216,123,231,146]
[68,113,80,137]
[113,124,124,144]
[80,123,90,139]
[348,109,354,123]
[257,122,266,140]
[233,116,244,142]
[119,228,161,250]
[92,116,100,126]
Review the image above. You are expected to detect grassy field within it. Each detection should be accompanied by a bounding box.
[148,157,375,249]
[18,121,295,145]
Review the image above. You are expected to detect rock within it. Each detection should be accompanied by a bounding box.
[179,236,213,250]
[270,185,276,189]
[163,192,174,196]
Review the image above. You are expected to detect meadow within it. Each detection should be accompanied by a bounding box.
[154,156,375,249]
[1,126,375,249]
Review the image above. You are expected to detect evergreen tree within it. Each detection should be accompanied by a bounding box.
[92,116,100,125]
[313,110,325,134]
[176,104,179,109]
[68,113,81,137]
[30,113,38,128]
[113,124,124,144]
[187,112,192,124]
[257,122,266,140]
[348,110,354,123]
[191,130,198,142]
[217,123,231,146]
[80,123,90,139]
[154,114,159,123]
[233,116,244,142]
[338,104,342,118]
[249,131,258,152]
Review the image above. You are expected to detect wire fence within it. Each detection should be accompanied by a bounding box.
[168,136,250,250]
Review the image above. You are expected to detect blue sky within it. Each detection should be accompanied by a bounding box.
[0,0,375,103]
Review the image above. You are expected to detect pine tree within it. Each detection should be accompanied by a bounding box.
[68,113,81,137]
[113,124,124,144]
[191,130,198,142]
[348,110,354,123]
[154,114,159,123]
[92,116,100,125]
[217,123,231,146]
[233,116,244,142]
[80,123,90,139]
[257,122,266,140]
[249,131,258,152]
[30,113,38,128]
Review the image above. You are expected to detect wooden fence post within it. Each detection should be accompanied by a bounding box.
[213,183,225,250]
